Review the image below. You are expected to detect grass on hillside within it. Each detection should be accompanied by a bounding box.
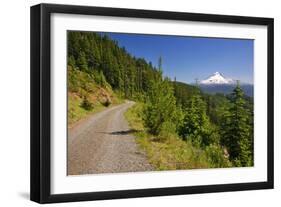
[67,66,125,127]
[68,92,125,127]
[68,93,104,127]
[125,103,232,171]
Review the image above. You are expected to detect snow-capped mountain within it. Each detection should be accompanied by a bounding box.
[200,72,235,85]
[198,72,253,97]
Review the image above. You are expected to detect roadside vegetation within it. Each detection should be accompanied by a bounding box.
[125,103,232,170]
[68,31,254,168]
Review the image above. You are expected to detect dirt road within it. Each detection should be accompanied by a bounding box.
[67,101,153,175]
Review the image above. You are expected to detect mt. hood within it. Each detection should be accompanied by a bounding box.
[200,72,235,85]
[198,72,253,97]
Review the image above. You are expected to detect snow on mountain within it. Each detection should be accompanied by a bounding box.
[200,72,235,85]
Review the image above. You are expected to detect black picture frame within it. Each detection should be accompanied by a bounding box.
[30,3,274,204]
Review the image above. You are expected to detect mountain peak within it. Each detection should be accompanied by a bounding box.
[200,72,234,85]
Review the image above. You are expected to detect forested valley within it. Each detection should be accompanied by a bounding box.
[67,31,254,169]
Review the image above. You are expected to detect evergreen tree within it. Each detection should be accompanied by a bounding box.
[143,77,182,136]
[221,83,253,166]
[180,94,218,147]
[68,32,81,60]
[88,38,101,69]
[98,70,106,87]
[158,56,162,71]
[68,55,76,69]
[76,51,88,72]
[157,56,163,80]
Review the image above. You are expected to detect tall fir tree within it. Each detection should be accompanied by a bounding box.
[143,76,182,136]
[221,83,253,166]
[76,51,88,72]
[179,94,218,147]
[68,55,76,69]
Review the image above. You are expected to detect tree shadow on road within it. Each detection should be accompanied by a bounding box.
[98,129,139,136]
[110,129,139,135]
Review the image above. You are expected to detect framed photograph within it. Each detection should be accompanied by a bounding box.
[30,3,274,203]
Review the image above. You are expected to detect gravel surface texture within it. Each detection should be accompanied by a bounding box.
[67,101,153,175]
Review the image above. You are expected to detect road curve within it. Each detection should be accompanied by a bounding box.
[67,101,153,175]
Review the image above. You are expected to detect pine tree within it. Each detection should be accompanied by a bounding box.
[179,94,217,147]
[173,76,177,96]
[68,55,76,69]
[158,56,162,71]
[99,70,106,87]
[76,51,88,72]
[157,56,163,80]
[143,77,182,136]
[221,83,253,166]
[67,31,81,60]
[88,38,101,69]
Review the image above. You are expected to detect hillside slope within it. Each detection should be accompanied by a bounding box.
[68,66,123,126]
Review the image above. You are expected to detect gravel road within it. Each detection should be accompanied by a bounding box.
[67,101,153,175]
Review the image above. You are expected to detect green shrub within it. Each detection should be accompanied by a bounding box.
[81,97,94,111]
[102,98,111,107]
[158,121,177,142]
[179,94,220,147]
[205,144,232,168]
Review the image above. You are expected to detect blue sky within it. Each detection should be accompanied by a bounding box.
[103,32,253,84]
